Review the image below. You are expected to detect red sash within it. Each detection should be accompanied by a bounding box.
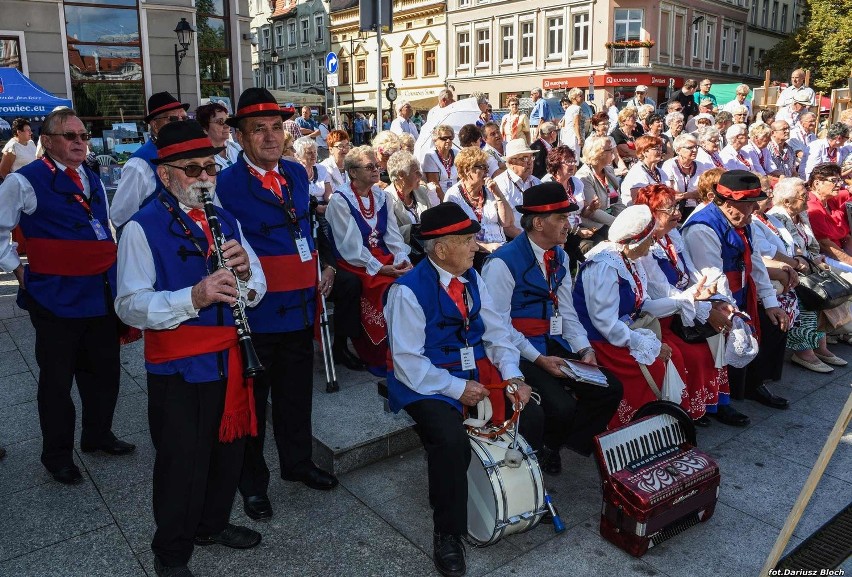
[259,252,317,292]
[337,247,395,345]
[145,325,258,442]
[511,318,549,337]
[477,357,508,423]
[26,239,116,276]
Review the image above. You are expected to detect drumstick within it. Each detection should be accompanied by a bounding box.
[544,492,565,533]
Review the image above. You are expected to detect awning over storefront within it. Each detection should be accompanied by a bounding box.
[0,68,72,117]
[268,89,325,107]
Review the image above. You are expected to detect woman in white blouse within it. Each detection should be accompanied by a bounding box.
[620,135,671,206]
[326,145,412,374]
[720,123,753,171]
[294,136,333,214]
[320,129,351,191]
[422,124,458,201]
[661,133,702,219]
[385,150,433,245]
[443,146,512,270]
[0,118,37,178]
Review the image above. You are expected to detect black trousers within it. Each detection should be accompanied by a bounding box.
[728,304,788,399]
[328,267,362,341]
[27,294,120,471]
[239,327,315,497]
[405,397,544,536]
[148,372,245,567]
[520,340,623,456]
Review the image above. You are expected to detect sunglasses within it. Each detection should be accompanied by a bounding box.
[45,131,91,141]
[333,143,351,149]
[472,164,488,171]
[356,163,380,171]
[210,118,228,126]
[156,114,187,123]
[436,136,453,141]
[163,163,221,177]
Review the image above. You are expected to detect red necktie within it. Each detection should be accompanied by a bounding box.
[447,278,467,319]
[188,208,214,256]
[543,248,558,278]
[734,228,761,340]
[65,167,83,192]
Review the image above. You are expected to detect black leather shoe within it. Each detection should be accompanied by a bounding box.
[333,345,367,371]
[153,556,194,577]
[243,494,273,520]
[193,523,261,549]
[433,532,466,577]
[51,465,83,485]
[282,465,339,491]
[538,446,562,476]
[712,405,751,427]
[694,415,712,427]
[746,383,789,409]
[81,438,136,455]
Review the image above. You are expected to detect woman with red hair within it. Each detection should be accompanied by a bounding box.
[620,135,671,207]
[635,184,733,424]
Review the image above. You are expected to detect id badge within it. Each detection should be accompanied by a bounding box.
[460,346,476,371]
[89,218,109,240]
[549,315,561,336]
[444,180,453,191]
[295,237,312,263]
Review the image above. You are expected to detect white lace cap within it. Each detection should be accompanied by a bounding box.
[608,204,656,248]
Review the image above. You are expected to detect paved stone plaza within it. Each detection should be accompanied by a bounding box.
[0,268,850,577]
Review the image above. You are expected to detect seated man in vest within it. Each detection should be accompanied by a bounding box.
[217,88,342,523]
[483,182,623,474]
[111,92,189,228]
[115,120,266,577]
[384,203,544,577]
[681,170,790,424]
[0,107,134,486]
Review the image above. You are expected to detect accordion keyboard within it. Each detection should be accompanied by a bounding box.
[597,414,687,476]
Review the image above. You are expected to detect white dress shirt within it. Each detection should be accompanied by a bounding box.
[661,158,700,208]
[620,162,671,206]
[443,183,506,244]
[0,161,100,273]
[390,117,419,139]
[326,184,410,276]
[720,145,753,171]
[384,259,523,400]
[494,168,540,226]
[722,98,752,115]
[776,85,815,108]
[739,141,771,175]
[482,145,503,177]
[803,138,851,181]
[111,156,156,227]
[320,157,349,190]
[422,150,459,192]
[114,204,266,330]
[481,236,591,362]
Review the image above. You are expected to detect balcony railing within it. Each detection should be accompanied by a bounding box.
[607,47,650,69]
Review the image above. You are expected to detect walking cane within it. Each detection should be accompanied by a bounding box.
[310,199,339,393]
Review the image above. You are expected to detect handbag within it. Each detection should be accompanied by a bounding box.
[669,314,718,343]
[794,256,852,311]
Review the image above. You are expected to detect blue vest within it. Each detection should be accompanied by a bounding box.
[16,157,117,318]
[488,233,571,355]
[327,188,390,260]
[217,155,316,333]
[130,139,166,210]
[680,203,750,308]
[572,259,639,342]
[652,239,691,289]
[131,192,241,382]
[386,261,486,413]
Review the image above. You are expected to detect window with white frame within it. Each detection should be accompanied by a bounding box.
[771,1,778,29]
[691,19,700,59]
[547,16,564,57]
[275,26,283,50]
[572,12,590,54]
[704,22,713,61]
[262,27,270,50]
[301,19,309,43]
[459,0,470,6]
[476,27,490,67]
[750,0,758,24]
[289,62,298,85]
[277,63,285,87]
[315,15,324,41]
[457,30,470,67]
[316,58,324,82]
[721,26,729,63]
[613,9,642,41]
[732,29,741,65]
[521,20,534,60]
[780,4,788,32]
[265,67,273,87]
[288,21,296,46]
[761,0,768,27]
[501,24,514,62]
[302,60,310,83]
[254,68,261,88]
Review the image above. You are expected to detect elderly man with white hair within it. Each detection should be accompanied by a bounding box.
[495,138,541,237]
[390,100,419,139]
[767,120,797,177]
[529,87,552,140]
[427,88,455,120]
[776,92,812,128]
[722,84,753,116]
[720,124,753,171]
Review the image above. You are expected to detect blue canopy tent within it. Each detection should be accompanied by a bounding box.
[0,68,72,117]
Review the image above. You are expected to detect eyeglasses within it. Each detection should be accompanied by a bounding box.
[562,161,578,167]
[156,114,187,123]
[333,143,351,149]
[472,164,489,171]
[824,177,844,185]
[45,131,91,141]
[682,145,698,150]
[436,136,453,141]
[210,118,228,126]
[355,163,380,171]
[603,147,615,152]
[656,206,680,215]
[163,163,221,177]
[707,138,720,144]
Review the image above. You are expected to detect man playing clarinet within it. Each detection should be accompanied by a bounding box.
[483,182,623,475]
[115,120,266,577]
[384,203,544,577]
[216,88,341,523]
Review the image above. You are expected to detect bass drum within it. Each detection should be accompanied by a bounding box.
[466,430,545,547]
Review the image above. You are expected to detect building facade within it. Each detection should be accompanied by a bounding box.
[743,0,803,78]
[249,0,330,101]
[0,0,254,142]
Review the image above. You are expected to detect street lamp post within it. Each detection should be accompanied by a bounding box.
[173,17,195,102]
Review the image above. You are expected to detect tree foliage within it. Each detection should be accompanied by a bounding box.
[763,0,852,91]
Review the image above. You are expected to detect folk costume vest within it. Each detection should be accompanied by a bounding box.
[327,188,391,260]
[573,261,640,342]
[16,156,117,318]
[217,155,317,333]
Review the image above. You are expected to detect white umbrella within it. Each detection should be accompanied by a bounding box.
[414,97,482,165]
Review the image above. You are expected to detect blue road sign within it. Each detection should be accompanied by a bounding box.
[325,52,338,74]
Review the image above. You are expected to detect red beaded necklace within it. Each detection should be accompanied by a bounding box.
[353,184,376,219]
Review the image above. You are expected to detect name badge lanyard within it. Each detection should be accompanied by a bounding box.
[248,164,313,262]
[544,255,561,335]
[621,253,644,320]
[72,191,110,241]
[159,195,213,275]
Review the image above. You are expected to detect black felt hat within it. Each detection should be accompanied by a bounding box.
[713,169,767,202]
[151,120,224,165]
[418,203,481,239]
[516,181,579,214]
[226,87,296,127]
[144,91,189,124]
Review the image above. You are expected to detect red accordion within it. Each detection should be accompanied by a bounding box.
[594,408,720,557]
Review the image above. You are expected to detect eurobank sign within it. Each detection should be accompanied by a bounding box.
[543,74,684,90]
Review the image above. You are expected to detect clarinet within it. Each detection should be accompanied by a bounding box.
[200,190,265,378]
